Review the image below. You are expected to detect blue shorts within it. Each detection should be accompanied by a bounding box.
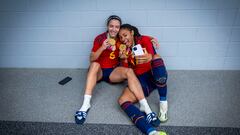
[100,68,115,83]
[137,70,157,97]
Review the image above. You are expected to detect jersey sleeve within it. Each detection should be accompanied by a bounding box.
[142,36,155,55]
[91,36,102,52]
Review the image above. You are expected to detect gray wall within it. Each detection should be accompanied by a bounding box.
[0,0,240,70]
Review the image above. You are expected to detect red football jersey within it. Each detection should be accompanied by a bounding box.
[126,36,155,75]
[91,32,120,68]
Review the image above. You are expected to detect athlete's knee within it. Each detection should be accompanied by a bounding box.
[90,62,100,69]
[126,68,135,77]
[152,54,160,60]
[89,62,100,71]
[155,76,167,87]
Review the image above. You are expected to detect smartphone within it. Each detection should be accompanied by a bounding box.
[58,76,72,85]
[132,44,144,56]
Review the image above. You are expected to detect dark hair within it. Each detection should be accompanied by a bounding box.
[120,24,141,37]
[106,15,122,26]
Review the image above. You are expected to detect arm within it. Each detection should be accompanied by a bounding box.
[90,47,104,62]
[135,37,155,64]
[146,35,160,49]
[119,49,129,67]
[151,37,160,49]
[90,39,109,62]
[135,48,152,64]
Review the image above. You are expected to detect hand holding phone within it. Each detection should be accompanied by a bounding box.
[132,44,144,56]
[135,48,151,64]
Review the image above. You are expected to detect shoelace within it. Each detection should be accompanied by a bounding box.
[76,111,87,119]
[146,113,157,123]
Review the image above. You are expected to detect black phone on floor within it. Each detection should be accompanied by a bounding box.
[58,77,72,85]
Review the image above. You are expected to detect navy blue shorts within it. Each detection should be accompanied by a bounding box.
[100,68,115,83]
[137,70,157,97]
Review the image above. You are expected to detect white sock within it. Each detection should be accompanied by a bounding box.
[79,94,92,112]
[160,100,168,113]
[139,98,152,114]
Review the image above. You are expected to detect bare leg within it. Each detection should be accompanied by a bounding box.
[84,62,103,95]
[118,87,164,135]
[118,87,138,105]
[79,62,103,112]
[110,67,154,115]
[109,67,144,101]
[75,62,104,124]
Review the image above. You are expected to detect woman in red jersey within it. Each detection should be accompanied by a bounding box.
[118,24,169,131]
[75,15,160,128]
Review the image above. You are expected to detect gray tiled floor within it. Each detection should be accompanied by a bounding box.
[0,69,240,128]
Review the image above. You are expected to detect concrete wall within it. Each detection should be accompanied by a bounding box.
[0,0,240,70]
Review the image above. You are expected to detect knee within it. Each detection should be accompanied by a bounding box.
[90,62,100,68]
[89,62,100,71]
[152,54,160,60]
[126,68,135,77]
[151,56,164,68]
[155,76,167,87]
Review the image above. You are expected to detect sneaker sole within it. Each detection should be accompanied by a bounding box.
[158,113,168,123]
